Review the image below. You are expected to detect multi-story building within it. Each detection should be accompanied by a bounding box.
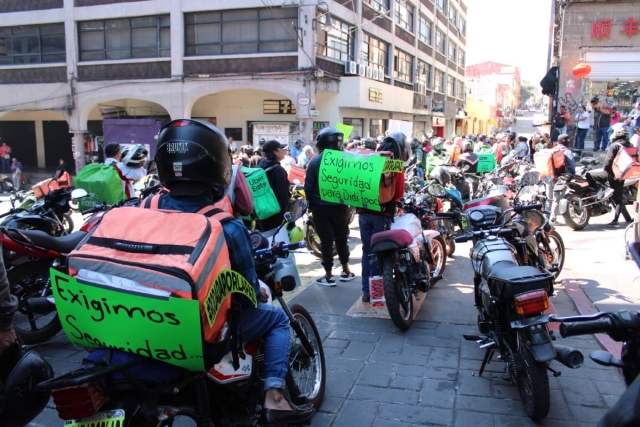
[0,0,466,171]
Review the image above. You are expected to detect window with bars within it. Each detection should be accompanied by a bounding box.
[417,60,431,88]
[458,49,465,67]
[395,0,414,32]
[434,69,444,92]
[79,16,169,61]
[448,42,456,62]
[185,8,297,56]
[316,16,353,62]
[394,48,413,82]
[0,23,65,65]
[449,5,457,22]
[362,33,389,75]
[437,0,446,12]
[435,29,445,54]
[458,79,465,98]
[418,15,432,45]
[364,0,390,12]
[447,75,455,97]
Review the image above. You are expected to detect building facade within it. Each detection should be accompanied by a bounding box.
[0,0,467,170]
[555,0,640,120]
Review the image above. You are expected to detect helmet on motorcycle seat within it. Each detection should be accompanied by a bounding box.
[121,144,149,168]
[155,119,232,201]
[612,126,630,142]
[363,138,377,150]
[429,166,451,186]
[315,127,344,152]
[462,140,473,153]
[431,137,444,152]
[0,345,53,427]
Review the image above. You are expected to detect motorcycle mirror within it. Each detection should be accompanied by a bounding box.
[589,350,626,368]
[427,183,447,198]
[288,198,308,221]
[71,189,88,200]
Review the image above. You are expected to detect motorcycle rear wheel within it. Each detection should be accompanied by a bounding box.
[286,304,326,408]
[516,343,550,421]
[62,213,74,234]
[562,197,589,231]
[9,262,61,344]
[382,257,414,331]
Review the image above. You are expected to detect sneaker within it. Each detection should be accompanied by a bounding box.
[361,295,371,303]
[316,276,336,287]
[340,271,356,282]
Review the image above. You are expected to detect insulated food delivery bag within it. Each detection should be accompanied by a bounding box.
[74,164,126,212]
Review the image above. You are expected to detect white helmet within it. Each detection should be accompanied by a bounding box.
[121,144,148,168]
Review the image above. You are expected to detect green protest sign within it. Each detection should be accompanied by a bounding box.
[335,123,354,139]
[318,149,386,211]
[50,269,204,371]
[477,152,496,173]
[383,159,404,173]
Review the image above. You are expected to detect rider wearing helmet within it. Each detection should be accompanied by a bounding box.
[304,127,356,285]
[154,119,314,425]
[602,127,633,225]
[119,144,149,197]
[363,137,377,150]
[456,140,479,173]
[358,132,407,302]
[426,137,447,174]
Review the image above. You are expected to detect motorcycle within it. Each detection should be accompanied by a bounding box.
[450,203,582,420]
[2,187,75,236]
[370,200,443,331]
[36,199,326,427]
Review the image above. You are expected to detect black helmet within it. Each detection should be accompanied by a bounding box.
[315,127,344,151]
[378,132,408,161]
[363,138,377,150]
[612,126,630,142]
[155,119,232,200]
[557,133,571,145]
[410,137,420,150]
[429,166,451,186]
[0,345,53,427]
[478,134,487,141]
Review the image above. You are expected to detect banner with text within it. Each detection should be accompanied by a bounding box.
[51,269,204,371]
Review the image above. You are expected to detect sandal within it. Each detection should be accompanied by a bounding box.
[316,276,336,287]
[340,271,356,282]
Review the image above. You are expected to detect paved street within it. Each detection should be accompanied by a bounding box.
[24,114,640,427]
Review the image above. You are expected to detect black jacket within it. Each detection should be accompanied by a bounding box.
[604,138,632,179]
[0,242,16,331]
[304,151,342,210]
[258,159,291,231]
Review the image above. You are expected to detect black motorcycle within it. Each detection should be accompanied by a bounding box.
[451,204,582,420]
[1,188,75,236]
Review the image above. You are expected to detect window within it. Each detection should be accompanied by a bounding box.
[434,69,444,92]
[448,42,456,62]
[458,49,465,67]
[435,29,445,54]
[395,0,414,32]
[394,48,413,82]
[316,16,353,62]
[417,60,431,88]
[362,33,389,74]
[185,8,297,56]
[437,0,446,12]
[458,80,465,98]
[79,16,169,61]
[0,23,65,65]
[364,0,390,12]
[370,119,387,138]
[449,5,457,22]
[418,15,432,45]
[447,75,455,97]
[458,18,466,36]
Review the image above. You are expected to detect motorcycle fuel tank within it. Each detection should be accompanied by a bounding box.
[470,236,518,278]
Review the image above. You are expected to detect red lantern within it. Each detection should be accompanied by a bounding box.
[572,63,592,78]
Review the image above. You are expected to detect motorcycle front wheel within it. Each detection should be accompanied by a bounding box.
[516,344,550,421]
[431,236,446,277]
[382,256,414,331]
[62,213,74,233]
[562,197,589,230]
[540,231,565,279]
[286,304,326,409]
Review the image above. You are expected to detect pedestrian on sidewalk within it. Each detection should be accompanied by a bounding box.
[10,158,23,191]
[304,127,356,286]
[603,127,633,226]
[358,133,407,302]
[574,105,590,150]
[594,101,611,152]
[0,140,12,174]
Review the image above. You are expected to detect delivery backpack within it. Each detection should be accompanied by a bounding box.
[74,163,126,212]
[534,147,567,178]
[67,194,255,369]
[612,144,640,180]
[241,166,281,220]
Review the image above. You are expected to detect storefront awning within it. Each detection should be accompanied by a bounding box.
[585,51,640,81]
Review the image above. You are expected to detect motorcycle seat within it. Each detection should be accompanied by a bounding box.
[580,157,597,166]
[7,229,87,254]
[371,229,413,252]
[487,264,553,298]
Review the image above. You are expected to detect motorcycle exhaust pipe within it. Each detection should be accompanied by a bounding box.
[554,344,584,369]
[27,297,56,314]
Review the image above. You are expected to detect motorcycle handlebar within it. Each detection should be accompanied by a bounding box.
[255,241,307,257]
[514,203,543,214]
[437,212,459,219]
[560,318,613,338]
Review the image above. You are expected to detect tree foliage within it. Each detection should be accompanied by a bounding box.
[520,81,536,102]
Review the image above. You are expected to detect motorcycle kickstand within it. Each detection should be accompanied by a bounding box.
[478,348,495,377]
[547,365,562,378]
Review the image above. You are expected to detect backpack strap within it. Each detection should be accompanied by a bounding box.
[263,164,279,173]
[196,206,234,224]
[142,194,162,210]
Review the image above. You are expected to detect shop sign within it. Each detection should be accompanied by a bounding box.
[263,100,297,114]
[313,122,330,139]
[298,97,310,106]
[369,88,384,103]
[432,117,446,127]
[591,18,640,40]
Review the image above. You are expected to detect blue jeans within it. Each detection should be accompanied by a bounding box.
[1,158,10,174]
[596,127,610,150]
[576,128,588,150]
[359,213,390,297]
[239,302,290,391]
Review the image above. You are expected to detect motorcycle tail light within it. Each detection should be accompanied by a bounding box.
[514,290,549,316]
[51,383,107,420]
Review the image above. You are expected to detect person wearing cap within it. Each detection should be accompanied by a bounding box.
[258,140,291,232]
[631,126,640,148]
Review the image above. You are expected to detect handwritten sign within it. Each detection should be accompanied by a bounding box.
[204,270,257,328]
[383,159,404,173]
[335,123,354,140]
[318,149,387,211]
[51,269,204,371]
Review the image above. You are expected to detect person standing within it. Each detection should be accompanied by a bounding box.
[595,101,611,152]
[10,158,23,191]
[304,127,356,286]
[574,105,590,150]
[553,106,571,135]
[0,140,12,174]
[227,135,238,154]
[291,139,304,161]
[257,141,291,233]
[602,127,633,226]
[610,107,621,126]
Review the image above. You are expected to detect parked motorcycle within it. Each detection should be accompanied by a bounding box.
[36,198,326,427]
[371,201,443,331]
[2,187,75,236]
[450,203,579,420]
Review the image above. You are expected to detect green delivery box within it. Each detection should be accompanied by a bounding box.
[477,152,496,173]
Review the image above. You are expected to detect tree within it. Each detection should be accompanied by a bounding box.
[520,81,537,103]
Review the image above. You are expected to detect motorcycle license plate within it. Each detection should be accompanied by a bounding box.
[64,409,125,427]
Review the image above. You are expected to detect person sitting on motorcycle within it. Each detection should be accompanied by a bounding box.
[456,140,479,174]
[474,134,490,152]
[153,120,314,425]
[587,127,633,226]
[358,133,407,302]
